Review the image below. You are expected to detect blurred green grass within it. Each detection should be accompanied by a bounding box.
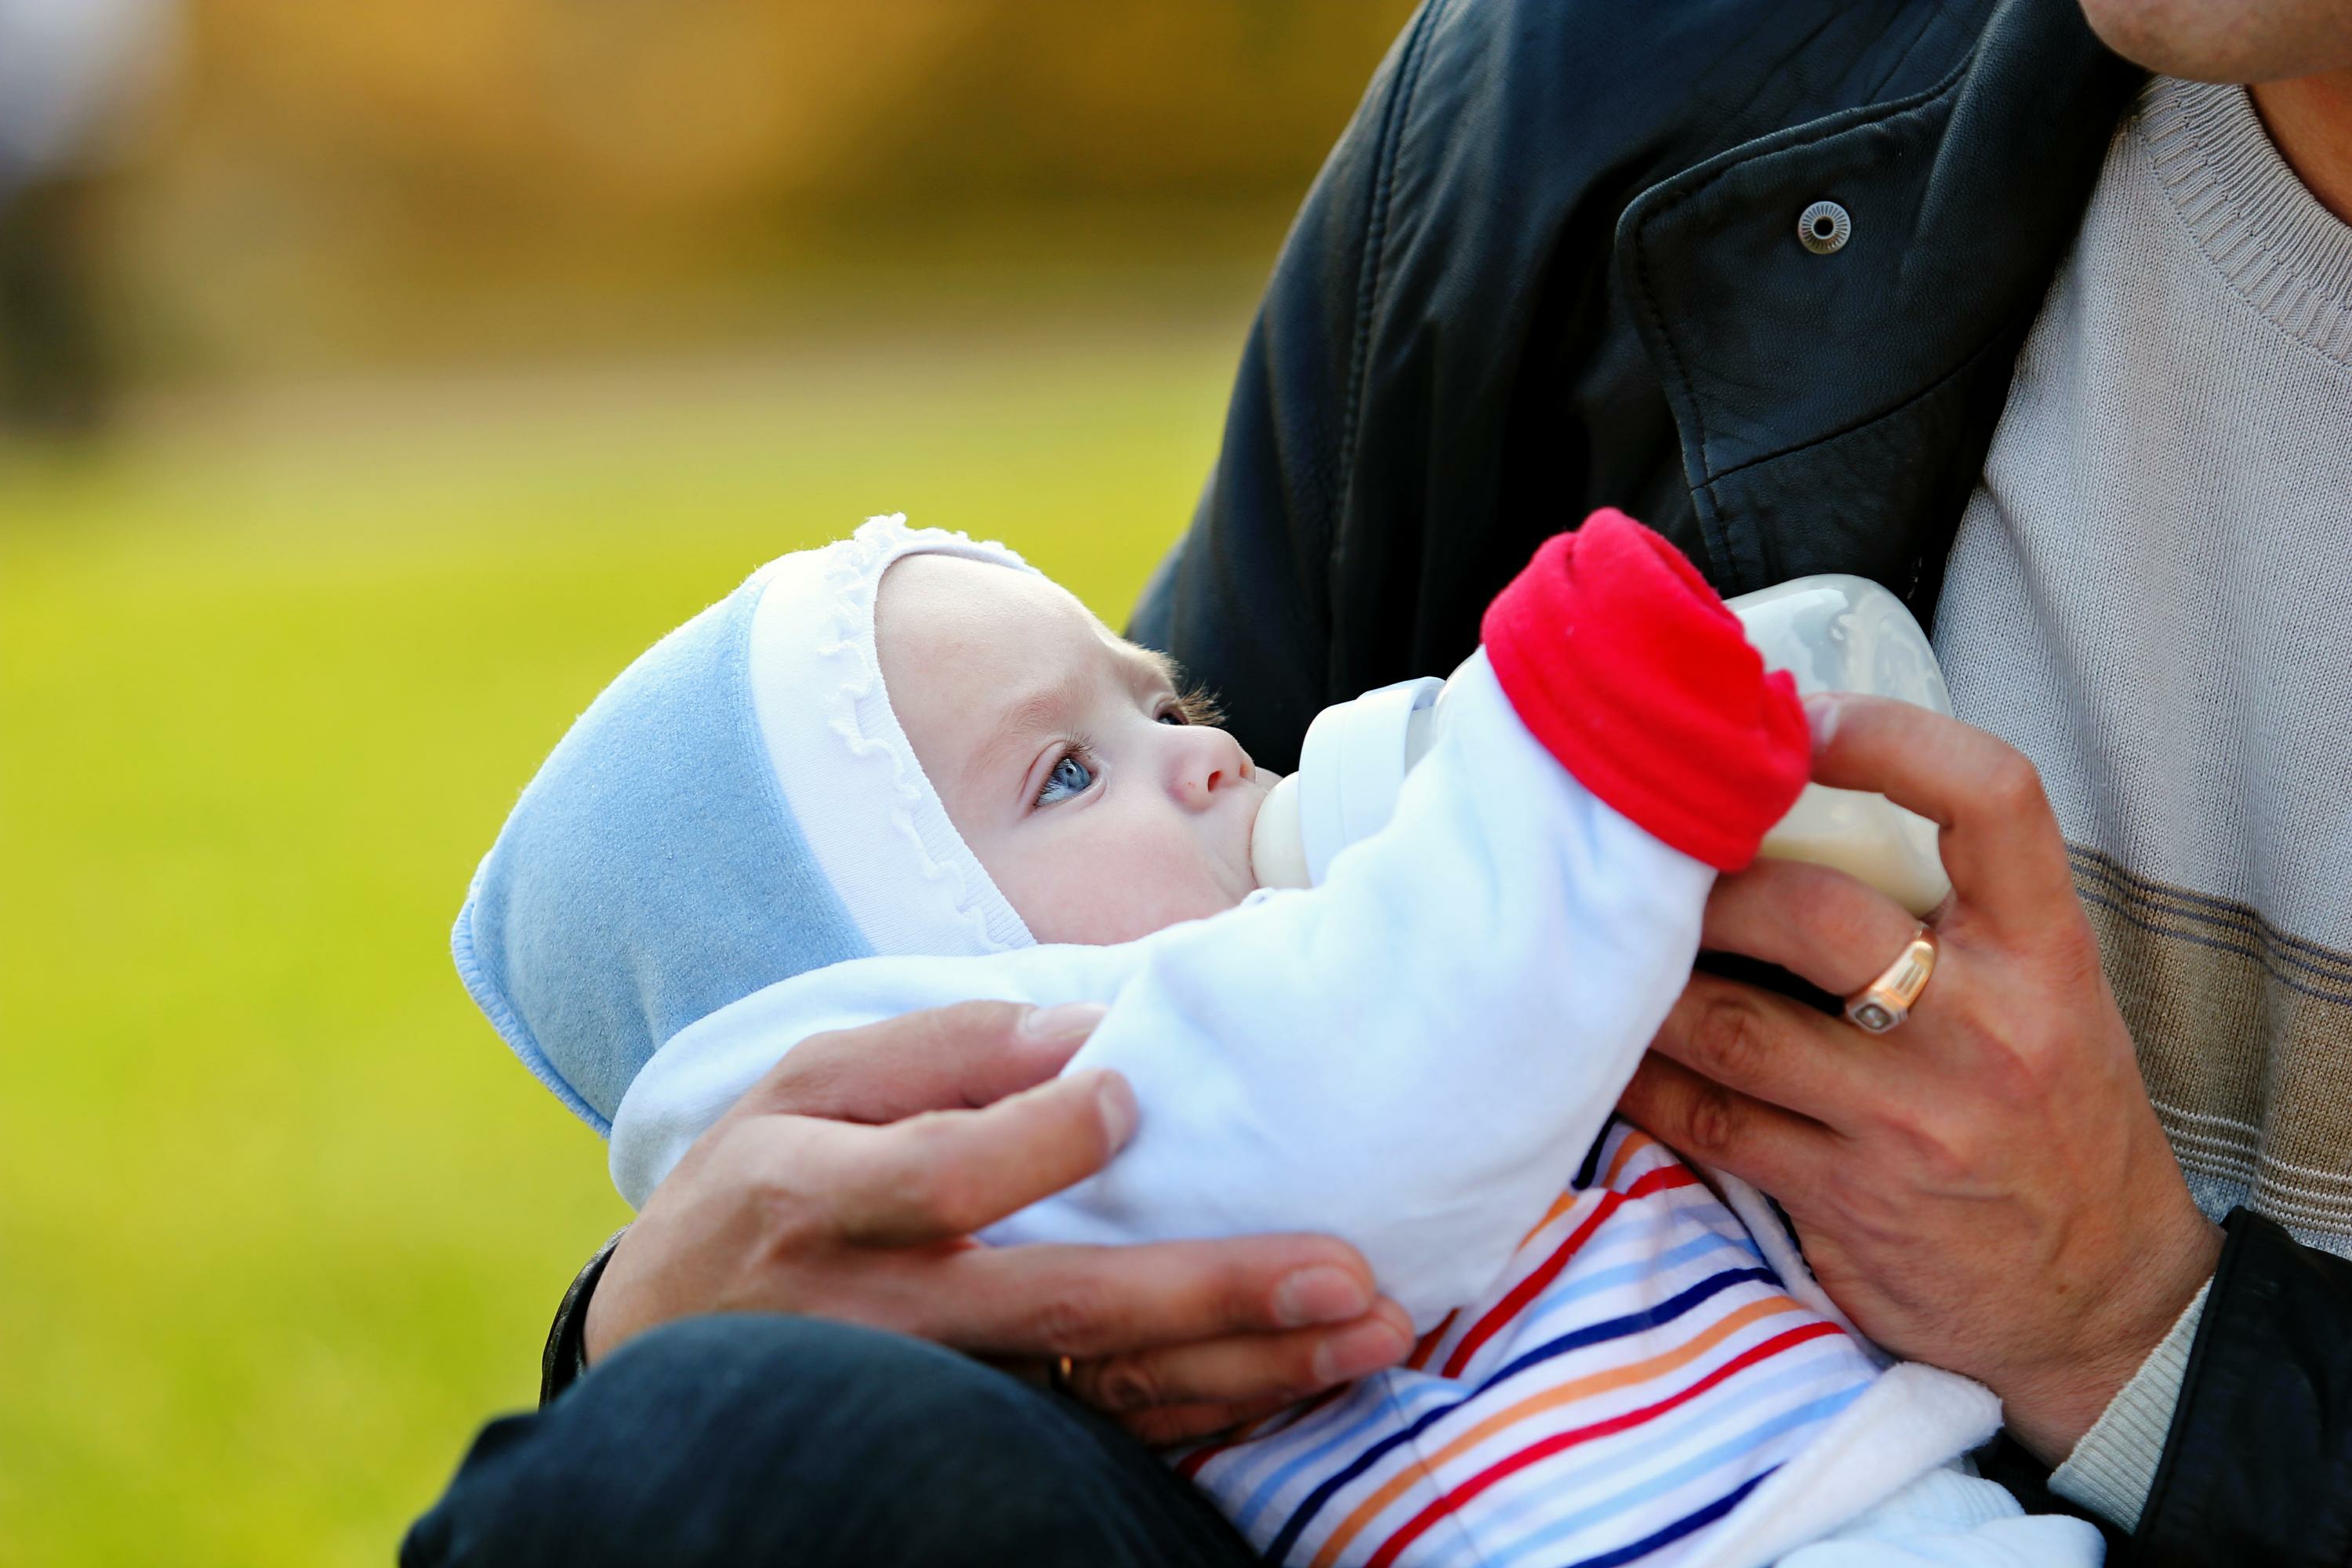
[0,316,1240,1567]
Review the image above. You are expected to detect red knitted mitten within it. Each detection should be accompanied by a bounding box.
[1479,509,1809,871]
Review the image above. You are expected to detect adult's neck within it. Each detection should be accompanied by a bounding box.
[2251,67,2352,225]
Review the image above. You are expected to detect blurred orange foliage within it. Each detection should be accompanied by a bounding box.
[175,2,1418,220]
[87,2,1408,376]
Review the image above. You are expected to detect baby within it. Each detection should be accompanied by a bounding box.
[457,512,2100,1567]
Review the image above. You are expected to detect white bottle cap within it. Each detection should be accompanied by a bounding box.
[1248,677,1443,888]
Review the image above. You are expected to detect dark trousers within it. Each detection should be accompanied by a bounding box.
[402,1315,1261,1566]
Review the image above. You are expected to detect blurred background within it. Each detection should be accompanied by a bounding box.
[0,4,1416,1562]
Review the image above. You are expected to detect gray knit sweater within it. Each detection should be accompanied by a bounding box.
[1931,74,2352,1529]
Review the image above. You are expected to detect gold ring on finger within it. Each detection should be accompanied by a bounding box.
[1844,926,1937,1034]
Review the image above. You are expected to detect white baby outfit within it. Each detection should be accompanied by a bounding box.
[466,514,2103,1568]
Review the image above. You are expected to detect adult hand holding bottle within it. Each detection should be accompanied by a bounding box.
[1621,693,2222,1462]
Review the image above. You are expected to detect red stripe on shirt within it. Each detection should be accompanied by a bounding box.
[1364,1319,1846,1568]
[1439,1165,1697,1378]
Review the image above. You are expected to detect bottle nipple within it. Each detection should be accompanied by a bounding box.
[1250,773,1312,890]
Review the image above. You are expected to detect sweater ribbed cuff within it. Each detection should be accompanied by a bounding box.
[2049,1279,2212,1531]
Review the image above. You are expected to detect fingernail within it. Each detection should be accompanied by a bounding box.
[1274,1265,1371,1327]
[1020,1002,1109,1043]
[1094,1072,1138,1151]
[1312,1309,1412,1385]
[1802,691,1841,753]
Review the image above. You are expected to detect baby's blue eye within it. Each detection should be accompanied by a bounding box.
[1036,751,1096,805]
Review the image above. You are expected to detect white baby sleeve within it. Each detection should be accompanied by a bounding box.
[991,652,1711,1326]
[616,652,1714,1329]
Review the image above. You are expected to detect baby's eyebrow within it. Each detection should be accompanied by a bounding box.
[1119,642,1183,692]
[963,645,1180,804]
[962,674,1089,801]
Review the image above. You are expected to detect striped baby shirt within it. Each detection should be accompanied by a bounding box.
[1175,1123,1881,1568]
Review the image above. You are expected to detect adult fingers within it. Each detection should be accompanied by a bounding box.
[1071,1301,1414,1417]
[914,1232,1382,1359]
[1803,695,2077,933]
[1702,858,1926,996]
[1646,975,1887,1135]
[1617,1047,1840,1192]
[741,1000,1109,1125]
[823,1069,1137,1246]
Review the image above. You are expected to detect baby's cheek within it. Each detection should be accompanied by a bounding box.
[1008,832,1232,946]
[1109,839,1243,935]
[996,849,1138,946]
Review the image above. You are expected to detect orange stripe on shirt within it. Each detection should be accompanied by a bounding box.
[1440,1164,1697,1379]
[1600,1127,1657,1189]
[1515,1188,1590,1250]
[1305,1294,1811,1568]
[1362,1321,1847,1568]
[1436,1133,1663,1378]
[1515,1129,1656,1258]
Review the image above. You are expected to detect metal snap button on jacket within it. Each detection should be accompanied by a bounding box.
[1798,200,1851,254]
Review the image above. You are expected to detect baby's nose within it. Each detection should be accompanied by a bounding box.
[1174,728,1249,807]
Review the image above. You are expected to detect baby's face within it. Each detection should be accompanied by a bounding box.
[876,553,1269,945]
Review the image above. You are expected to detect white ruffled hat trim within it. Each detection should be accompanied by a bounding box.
[746,514,1039,960]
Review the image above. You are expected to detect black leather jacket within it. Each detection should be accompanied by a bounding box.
[1130,0,2352,1561]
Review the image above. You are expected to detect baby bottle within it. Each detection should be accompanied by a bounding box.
[1248,575,1955,916]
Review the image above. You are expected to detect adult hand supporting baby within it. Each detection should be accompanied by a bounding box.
[584,999,1413,1445]
[1620,693,2223,1465]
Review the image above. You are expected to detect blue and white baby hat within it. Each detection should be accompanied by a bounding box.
[452,515,1040,1134]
